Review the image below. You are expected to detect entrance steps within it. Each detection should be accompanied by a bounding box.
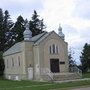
[41,73,81,81]
[53,73,81,81]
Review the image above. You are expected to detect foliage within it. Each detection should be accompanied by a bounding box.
[80,43,90,73]
[0,8,4,51]
[0,9,14,51]
[29,10,46,37]
[12,15,25,43]
[0,51,5,76]
[3,10,14,50]
[82,72,90,78]
[68,48,76,72]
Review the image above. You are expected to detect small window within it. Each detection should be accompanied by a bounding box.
[60,61,65,64]
[49,44,59,54]
[49,46,52,54]
[7,59,9,68]
[12,58,14,67]
[56,45,58,54]
[18,56,20,66]
[52,44,55,54]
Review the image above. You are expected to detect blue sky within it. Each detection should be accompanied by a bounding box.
[0,0,90,64]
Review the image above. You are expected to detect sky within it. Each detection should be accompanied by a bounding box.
[0,0,90,64]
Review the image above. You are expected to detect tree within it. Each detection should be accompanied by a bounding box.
[3,10,14,50]
[80,43,90,73]
[0,51,5,76]
[13,15,25,43]
[0,9,13,76]
[68,48,76,72]
[0,9,14,51]
[29,10,46,36]
[0,8,4,51]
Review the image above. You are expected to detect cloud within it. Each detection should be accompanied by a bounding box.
[40,0,90,32]
[63,25,90,65]
[0,0,43,21]
[73,0,90,19]
[40,0,75,31]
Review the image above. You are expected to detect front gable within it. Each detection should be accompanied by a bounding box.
[34,31,67,46]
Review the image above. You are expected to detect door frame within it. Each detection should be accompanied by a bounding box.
[50,58,60,73]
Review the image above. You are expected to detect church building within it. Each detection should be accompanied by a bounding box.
[3,23,81,81]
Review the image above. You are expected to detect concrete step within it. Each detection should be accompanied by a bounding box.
[53,73,81,81]
[41,73,81,81]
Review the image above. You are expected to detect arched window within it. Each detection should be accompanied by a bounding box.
[12,58,14,67]
[52,44,55,54]
[56,46,58,54]
[18,56,20,66]
[49,44,59,54]
[7,59,9,68]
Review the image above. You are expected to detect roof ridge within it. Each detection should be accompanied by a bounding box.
[34,32,47,43]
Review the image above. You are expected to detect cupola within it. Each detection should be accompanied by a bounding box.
[23,22,32,41]
[58,24,65,40]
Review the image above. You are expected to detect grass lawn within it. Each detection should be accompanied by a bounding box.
[82,72,90,78]
[0,79,90,90]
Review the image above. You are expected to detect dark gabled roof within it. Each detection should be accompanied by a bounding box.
[31,31,47,42]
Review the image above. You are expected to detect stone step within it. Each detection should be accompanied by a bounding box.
[41,73,81,81]
[53,73,81,81]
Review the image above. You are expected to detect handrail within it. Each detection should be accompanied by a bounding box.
[41,68,54,81]
[69,66,82,77]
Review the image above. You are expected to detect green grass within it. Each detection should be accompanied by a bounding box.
[82,72,90,78]
[0,80,90,90]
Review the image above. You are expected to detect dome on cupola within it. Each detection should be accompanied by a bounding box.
[58,24,65,40]
[23,21,32,41]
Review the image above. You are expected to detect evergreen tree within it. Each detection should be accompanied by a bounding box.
[29,10,45,36]
[0,51,5,76]
[3,10,14,50]
[13,15,25,43]
[0,8,5,76]
[0,8,4,51]
[80,43,90,72]
[0,9,13,76]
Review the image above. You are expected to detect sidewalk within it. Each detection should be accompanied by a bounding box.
[71,87,90,90]
[54,78,90,83]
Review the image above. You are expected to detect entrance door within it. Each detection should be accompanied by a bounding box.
[28,67,33,80]
[50,59,60,73]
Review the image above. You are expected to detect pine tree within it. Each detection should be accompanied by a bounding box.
[13,15,25,43]
[0,8,5,76]
[29,10,45,36]
[0,8,4,51]
[3,10,14,50]
[80,43,90,72]
[0,51,5,76]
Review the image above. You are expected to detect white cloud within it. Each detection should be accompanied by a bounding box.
[74,0,90,19]
[40,0,75,31]
[0,0,43,22]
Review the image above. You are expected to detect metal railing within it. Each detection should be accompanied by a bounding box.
[69,66,82,77]
[41,68,54,81]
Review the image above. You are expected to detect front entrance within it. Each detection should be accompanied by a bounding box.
[50,59,60,73]
[28,67,33,80]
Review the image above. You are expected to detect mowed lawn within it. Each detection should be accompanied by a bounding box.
[0,79,90,90]
[82,72,90,78]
